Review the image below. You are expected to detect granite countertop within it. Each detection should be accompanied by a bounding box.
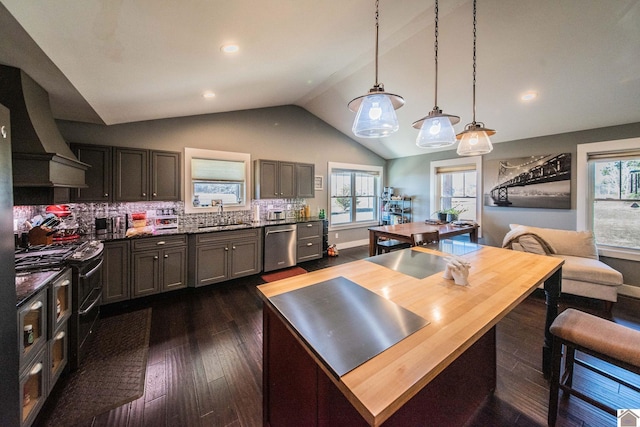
[16,269,66,307]
[97,216,325,242]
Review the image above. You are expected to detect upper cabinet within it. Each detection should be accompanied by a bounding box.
[255,160,314,199]
[114,148,148,202]
[71,144,181,202]
[70,144,112,202]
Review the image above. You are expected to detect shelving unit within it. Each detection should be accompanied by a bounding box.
[380,196,411,225]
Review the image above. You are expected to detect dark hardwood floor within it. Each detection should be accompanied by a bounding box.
[37,246,640,427]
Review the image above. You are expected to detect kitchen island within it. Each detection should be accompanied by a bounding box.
[258,244,563,426]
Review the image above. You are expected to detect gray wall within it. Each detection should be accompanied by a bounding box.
[57,105,384,245]
[387,122,640,288]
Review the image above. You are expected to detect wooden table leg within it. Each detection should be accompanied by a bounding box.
[543,267,562,379]
[470,227,479,243]
[368,230,377,257]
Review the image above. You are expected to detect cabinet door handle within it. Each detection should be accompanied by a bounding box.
[232,246,236,250]
[154,256,159,260]
[307,224,313,227]
[30,301,43,311]
[1,126,6,139]
[225,247,229,251]
[104,193,109,197]
[55,331,66,340]
[156,241,166,245]
[30,363,43,375]
[164,254,168,258]
[307,242,313,246]
[56,279,71,288]
[142,192,147,197]
[153,192,157,197]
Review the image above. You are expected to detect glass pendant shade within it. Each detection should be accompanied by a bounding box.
[415,113,458,148]
[456,123,494,156]
[351,93,400,138]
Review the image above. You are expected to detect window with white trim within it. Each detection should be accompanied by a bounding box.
[184,148,250,214]
[430,157,482,229]
[328,162,382,228]
[577,138,640,260]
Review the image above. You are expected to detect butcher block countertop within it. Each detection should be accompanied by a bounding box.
[257,245,564,426]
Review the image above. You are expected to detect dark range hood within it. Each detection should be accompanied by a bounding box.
[0,64,88,205]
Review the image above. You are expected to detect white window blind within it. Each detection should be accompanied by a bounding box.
[191,158,245,182]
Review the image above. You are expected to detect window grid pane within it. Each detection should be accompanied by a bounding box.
[591,157,640,249]
[330,169,379,227]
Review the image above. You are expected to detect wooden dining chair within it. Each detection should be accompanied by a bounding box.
[411,231,439,246]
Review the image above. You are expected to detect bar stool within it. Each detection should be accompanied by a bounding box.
[548,308,640,426]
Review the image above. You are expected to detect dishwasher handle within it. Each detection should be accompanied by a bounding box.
[265,228,296,236]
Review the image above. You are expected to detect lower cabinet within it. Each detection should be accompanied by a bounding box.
[17,269,70,427]
[131,235,187,297]
[102,240,130,304]
[189,228,262,287]
[296,221,324,262]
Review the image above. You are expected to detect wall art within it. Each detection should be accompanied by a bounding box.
[483,153,571,209]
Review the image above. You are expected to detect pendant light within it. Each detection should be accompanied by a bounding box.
[456,0,495,156]
[413,0,460,148]
[348,0,405,138]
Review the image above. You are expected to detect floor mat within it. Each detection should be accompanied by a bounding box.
[43,307,152,426]
[261,266,307,282]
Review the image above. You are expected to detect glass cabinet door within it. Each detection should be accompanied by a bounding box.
[49,323,68,390]
[20,348,47,426]
[50,269,72,333]
[18,289,47,369]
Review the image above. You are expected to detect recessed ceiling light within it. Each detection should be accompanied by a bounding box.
[203,91,216,99]
[521,91,538,101]
[220,44,239,54]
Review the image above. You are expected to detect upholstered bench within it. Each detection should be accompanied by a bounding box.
[548,308,640,426]
[502,224,623,312]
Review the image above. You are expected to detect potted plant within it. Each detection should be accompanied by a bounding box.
[433,205,467,223]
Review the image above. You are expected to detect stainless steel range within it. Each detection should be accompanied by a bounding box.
[15,240,104,371]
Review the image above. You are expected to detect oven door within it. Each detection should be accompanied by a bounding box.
[78,286,102,364]
[77,256,103,306]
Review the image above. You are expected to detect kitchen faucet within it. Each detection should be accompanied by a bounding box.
[213,199,223,216]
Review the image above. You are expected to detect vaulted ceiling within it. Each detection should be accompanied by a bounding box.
[1,0,639,159]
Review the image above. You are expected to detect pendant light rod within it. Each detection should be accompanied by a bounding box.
[374,0,380,86]
[433,0,439,108]
[412,0,459,147]
[348,0,404,138]
[456,0,495,156]
[471,0,477,124]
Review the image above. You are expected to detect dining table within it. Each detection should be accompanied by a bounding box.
[368,221,480,256]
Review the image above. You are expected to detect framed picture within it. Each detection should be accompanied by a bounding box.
[483,153,571,209]
[314,175,324,191]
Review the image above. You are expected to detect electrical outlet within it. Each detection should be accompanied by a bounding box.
[335,233,339,239]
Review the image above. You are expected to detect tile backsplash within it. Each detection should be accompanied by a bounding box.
[13,199,309,234]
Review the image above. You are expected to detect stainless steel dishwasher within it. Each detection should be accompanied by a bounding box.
[264,223,297,272]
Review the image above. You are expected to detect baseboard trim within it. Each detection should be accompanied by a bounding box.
[619,284,640,299]
[336,239,369,250]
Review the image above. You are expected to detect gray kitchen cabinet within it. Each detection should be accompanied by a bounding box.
[102,240,130,304]
[151,150,181,201]
[254,160,295,199]
[114,148,181,202]
[295,162,315,199]
[132,235,187,297]
[115,148,148,202]
[296,221,323,262]
[189,228,262,287]
[70,144,112,202]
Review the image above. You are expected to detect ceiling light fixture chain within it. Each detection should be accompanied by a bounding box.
[374,0,380,88]
[412,0,460,148]
[348,0,405,139]
[434,0,439,108]
[456,0,495,156]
